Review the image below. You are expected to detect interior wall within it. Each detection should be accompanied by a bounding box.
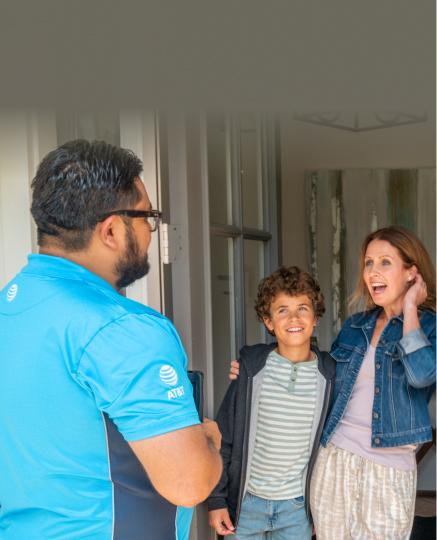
[280,115,436,268]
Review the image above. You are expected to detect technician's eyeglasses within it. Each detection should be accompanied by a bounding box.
[97,209,162,232]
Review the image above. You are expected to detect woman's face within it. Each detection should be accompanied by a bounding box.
[363,239,414,314]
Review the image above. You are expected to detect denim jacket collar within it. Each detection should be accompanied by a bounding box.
[350,307,406,329]
[349,307,407,348]
[349,306,432,331]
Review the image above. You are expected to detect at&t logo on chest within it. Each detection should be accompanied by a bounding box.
[6,283,18,302]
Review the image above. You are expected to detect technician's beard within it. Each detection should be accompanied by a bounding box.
[115,225,150,289]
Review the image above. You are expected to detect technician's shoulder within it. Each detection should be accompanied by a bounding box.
[44,275,179,352]
[60,278,171,330]
[98,292,181,345]
[80,282,181,345]
[68,283,187,377]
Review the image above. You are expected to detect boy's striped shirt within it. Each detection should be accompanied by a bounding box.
[247,349,318,500]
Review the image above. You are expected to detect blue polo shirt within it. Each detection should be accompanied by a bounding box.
[0,255,200,540]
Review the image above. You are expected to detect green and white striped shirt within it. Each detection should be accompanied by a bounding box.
[247,350,318,500]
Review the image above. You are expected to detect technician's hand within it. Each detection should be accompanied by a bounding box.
[228,360,240,381]
[209,508,235,536]
[202,418,221,451]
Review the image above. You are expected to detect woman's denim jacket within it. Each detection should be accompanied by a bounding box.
[321,307,436,448]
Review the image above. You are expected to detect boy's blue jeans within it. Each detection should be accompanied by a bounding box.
[234,492,312,540]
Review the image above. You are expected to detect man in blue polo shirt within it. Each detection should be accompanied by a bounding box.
[0,140,222,539]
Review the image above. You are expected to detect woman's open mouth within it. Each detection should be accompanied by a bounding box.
[371,282,387,294]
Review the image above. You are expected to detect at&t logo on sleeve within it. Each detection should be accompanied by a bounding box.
[159,364,185,400]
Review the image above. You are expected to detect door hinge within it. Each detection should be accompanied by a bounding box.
[160,223,182,264]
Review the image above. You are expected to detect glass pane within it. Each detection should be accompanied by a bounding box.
[244,239,265,345]
[210,235,235,412]
[207,114,231,225]
[240,115,263,229]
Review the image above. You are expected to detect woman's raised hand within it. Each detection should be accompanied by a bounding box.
[403,270,428,310]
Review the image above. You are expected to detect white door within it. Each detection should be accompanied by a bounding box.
[120,110,166,313]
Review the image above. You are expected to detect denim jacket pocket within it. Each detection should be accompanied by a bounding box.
[331,345,353,383]
[385,342,401,359]
[331,344,354,361]
[385,346,405,379]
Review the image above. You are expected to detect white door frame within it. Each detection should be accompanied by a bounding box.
[120,110,164,313]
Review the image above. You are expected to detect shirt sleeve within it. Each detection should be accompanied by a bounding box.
[397,323,436,389]
[398,327,431,355]
[75,313,200,441]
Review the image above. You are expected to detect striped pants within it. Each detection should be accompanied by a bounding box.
[310,443,416,540]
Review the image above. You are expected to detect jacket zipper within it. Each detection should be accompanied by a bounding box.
[234,375,252,525]
[305,377,333,517]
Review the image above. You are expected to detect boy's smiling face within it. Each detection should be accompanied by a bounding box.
[263,293,317,359]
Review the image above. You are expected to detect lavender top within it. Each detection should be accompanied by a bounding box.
[331,345,416,471]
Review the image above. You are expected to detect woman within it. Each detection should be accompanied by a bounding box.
[310,225,435,539]
[230,226,435,539]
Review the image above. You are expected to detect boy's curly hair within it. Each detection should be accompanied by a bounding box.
[255,266,325,322]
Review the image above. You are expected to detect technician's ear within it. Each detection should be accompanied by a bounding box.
[97,216,125,250]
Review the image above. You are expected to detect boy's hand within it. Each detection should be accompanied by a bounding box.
[202,418,221,451]
[228,360,240,381]
[208,508,235,536]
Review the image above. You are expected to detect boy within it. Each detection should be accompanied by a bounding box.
[207,266,335,539]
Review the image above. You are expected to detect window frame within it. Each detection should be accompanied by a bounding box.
[206,112,279,366]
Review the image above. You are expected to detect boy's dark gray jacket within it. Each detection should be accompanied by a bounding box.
[207,343,336,525]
